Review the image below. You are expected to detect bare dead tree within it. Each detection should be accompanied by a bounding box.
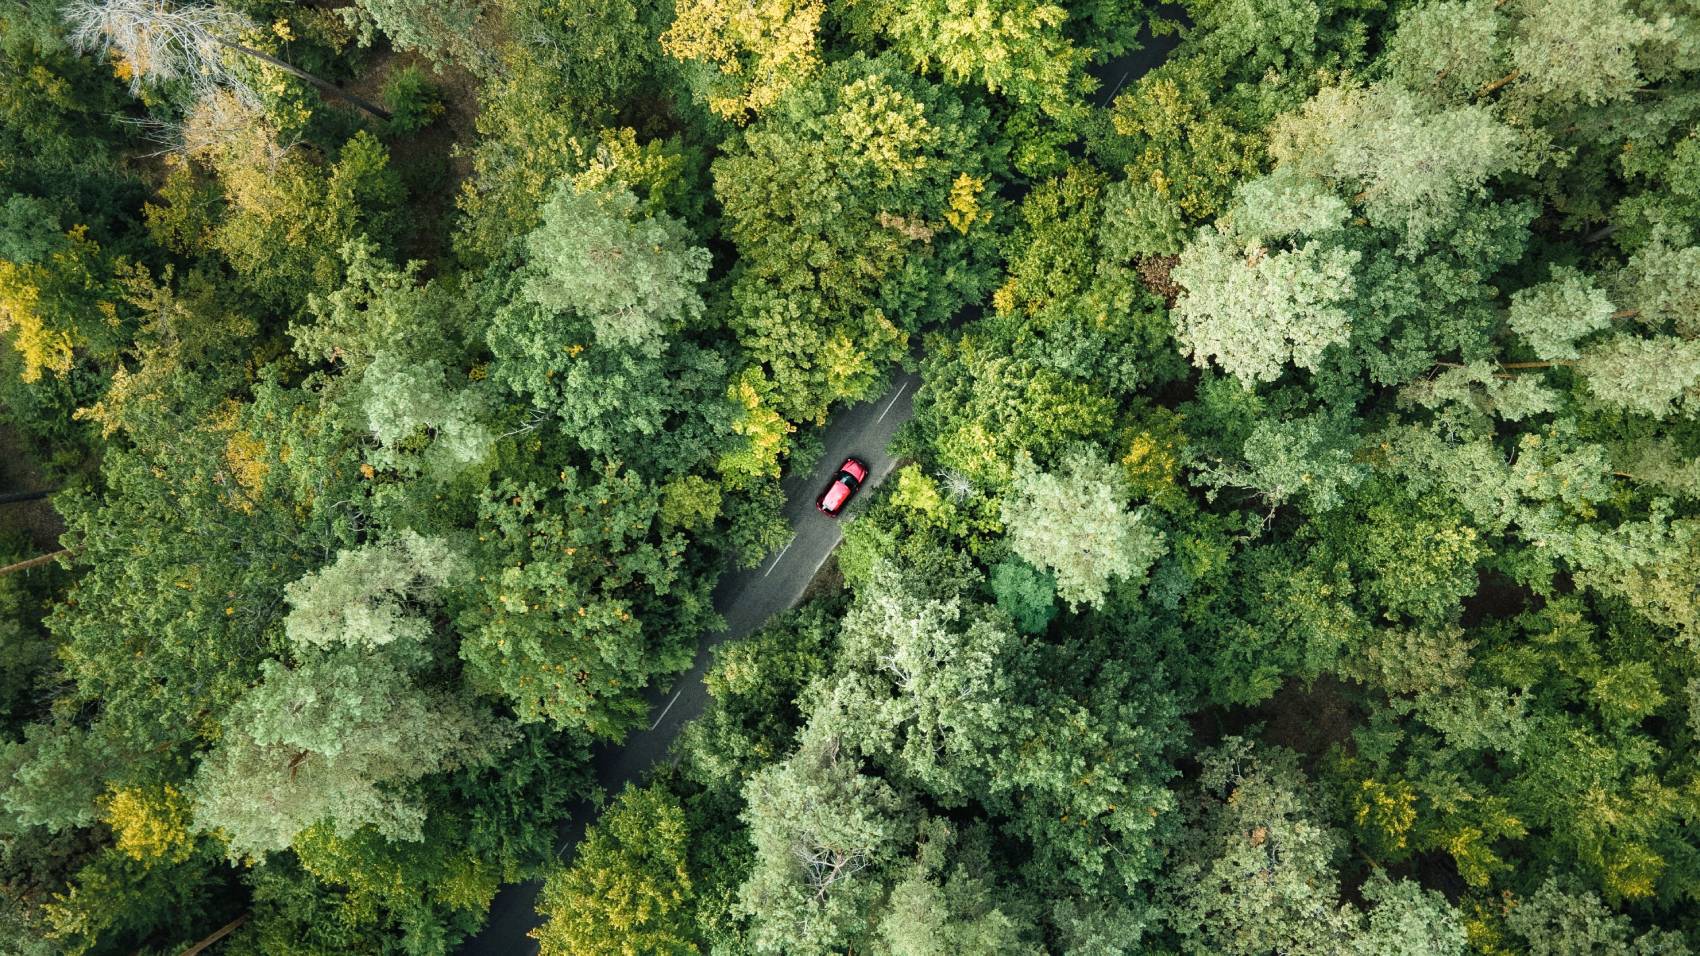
[64,0,391,120]
[936,468,974,500]
[65,0,249,99]
[180,89,295,164]
[118,88,296,161]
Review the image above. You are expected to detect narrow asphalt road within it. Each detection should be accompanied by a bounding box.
[459,16,1182,950]
[463,370,921,954]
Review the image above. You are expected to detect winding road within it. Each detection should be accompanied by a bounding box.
[463,370,921,952]
[459,17,1181,951]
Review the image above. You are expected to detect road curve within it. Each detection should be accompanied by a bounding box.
[462,369,921,954]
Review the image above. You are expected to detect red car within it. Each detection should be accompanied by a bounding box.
[816,457,869,517]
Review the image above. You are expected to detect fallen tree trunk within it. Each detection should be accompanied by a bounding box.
[177,913,250,956]
[0,489,54,505]
[0,549,70,578]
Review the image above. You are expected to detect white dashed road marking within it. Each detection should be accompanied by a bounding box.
[1101,70,1131,107]
[650,690,683,731]
[762,536,796,577]
[877,380,911,423]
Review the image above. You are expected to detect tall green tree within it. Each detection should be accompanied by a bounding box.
[824,560,1022,802]
[533,785,700,956]
[522,183,710,356]
[841,0,1092,121]
[714,55,1000,424]
[195,534,514,858]
[1001,447,1165,609]
[1170,220,1359,385]
[737,721,920,956]
[458,465,716,734]
[341,0,498,76]
[192,649,514,858]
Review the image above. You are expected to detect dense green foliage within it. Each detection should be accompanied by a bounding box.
[5,0,1700,952]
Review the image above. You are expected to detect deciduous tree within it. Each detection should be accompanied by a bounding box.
[193,649,515,858]
[281,532,464,651]
[1001,447,1165,609]
[842,0,1090,121]
[661,0,822,120]
[1268,81,1526,246]
[340,0,497,76]
[714,55,998,423]
[533,785,700,956]
[1509,266,1616,360]
[457,466,715,734]
[1171,225,1359,385]
[522,183,710,355]
[737,723,920,956]
[824,560,1022,802]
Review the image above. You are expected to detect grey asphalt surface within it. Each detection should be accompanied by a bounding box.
[457,16,1183,950]
[462,369,921,953]
[602,367,923,751]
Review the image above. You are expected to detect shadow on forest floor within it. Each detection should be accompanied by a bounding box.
[0,423,65,551]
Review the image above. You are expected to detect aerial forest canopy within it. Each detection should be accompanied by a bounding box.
[2,0,1700,952]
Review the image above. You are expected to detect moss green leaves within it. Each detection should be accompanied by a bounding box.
[714,55,998,424]
[457,467,713,734]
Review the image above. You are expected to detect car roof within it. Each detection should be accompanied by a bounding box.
[822,480,851,510]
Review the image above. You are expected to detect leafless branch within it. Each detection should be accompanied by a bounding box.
[64,0,260,105]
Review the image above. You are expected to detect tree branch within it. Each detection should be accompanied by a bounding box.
[0,549,71,578]
[1584,223,1619,244]
[1477,68,1520,97]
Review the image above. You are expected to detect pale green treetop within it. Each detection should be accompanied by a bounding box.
[1001,447,1166,609]
[282,531,466,651]
[1578,335,1700,419]
[523,183,710,356]
[1172,225,1360,384]
[1509,266,1617,360]
[1269,81,1527,246]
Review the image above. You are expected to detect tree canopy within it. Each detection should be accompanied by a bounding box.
[7,0,1700,952]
